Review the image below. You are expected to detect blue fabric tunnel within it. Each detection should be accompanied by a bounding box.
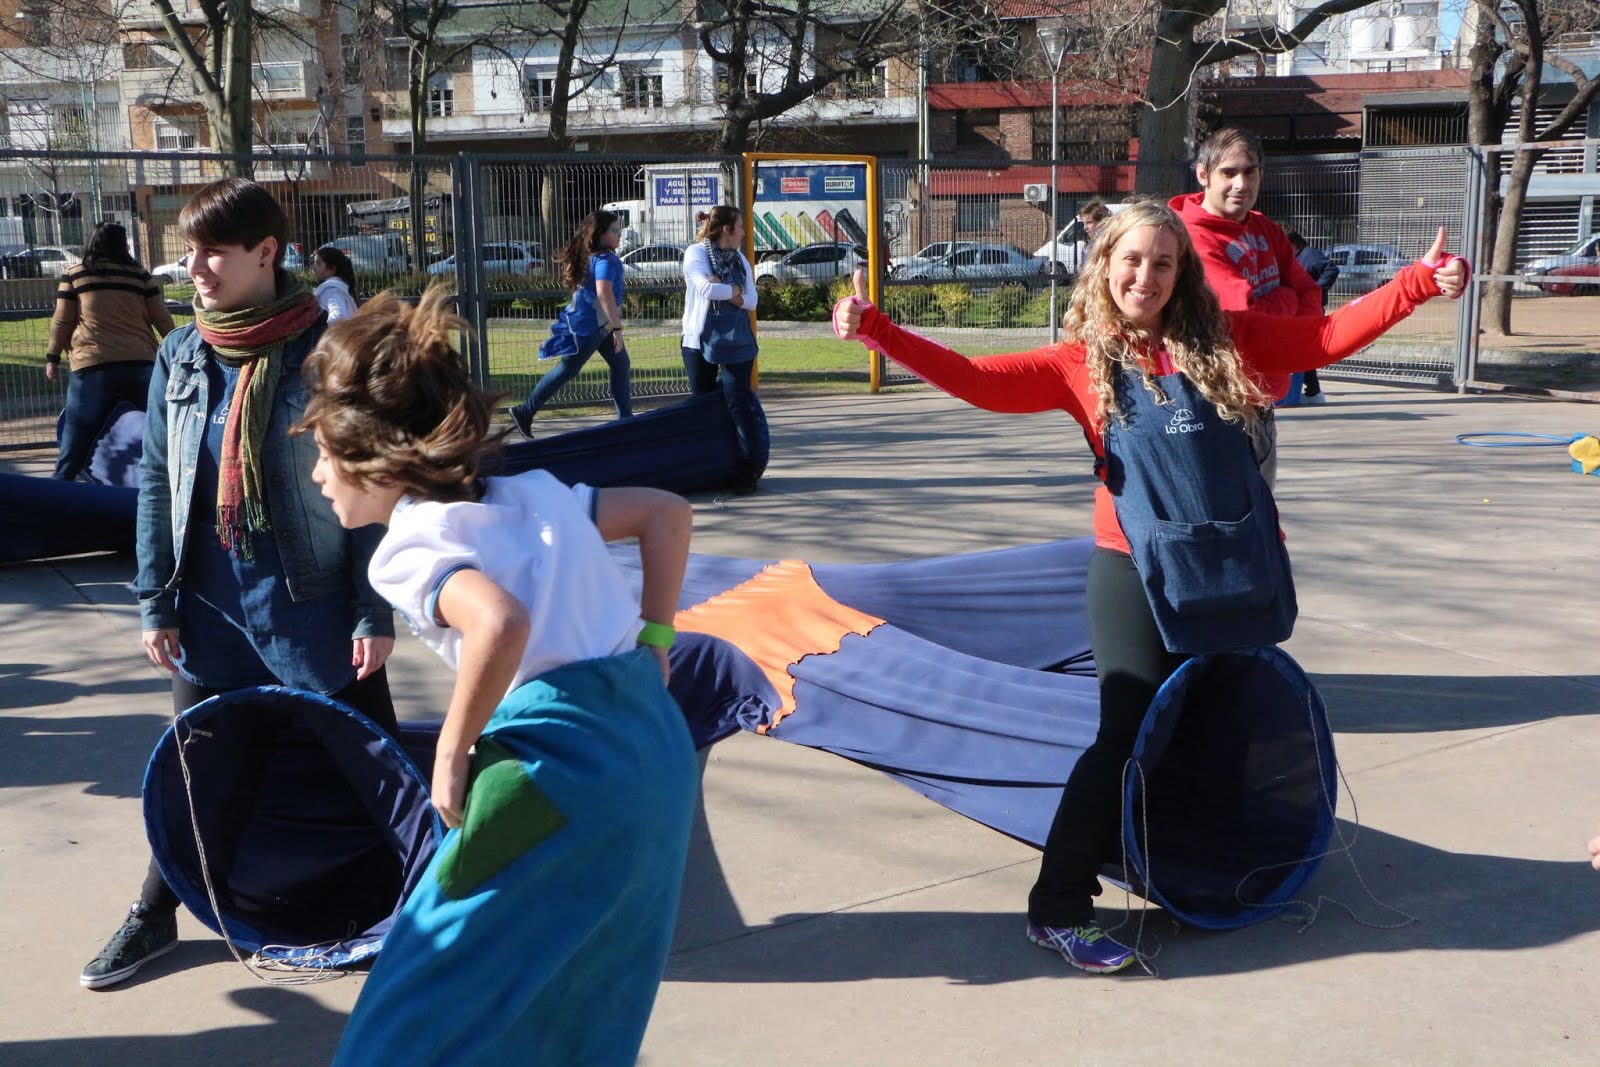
[143,687,443,967]
[1119,647,1337,929]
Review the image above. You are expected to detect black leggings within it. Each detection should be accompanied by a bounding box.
[1027,549,1187,927]
[138,669,397,914]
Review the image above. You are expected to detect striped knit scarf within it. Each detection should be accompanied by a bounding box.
[193,281,322,558]
[704,239,745,289]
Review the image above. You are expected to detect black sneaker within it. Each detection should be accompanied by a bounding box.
[508,405,535,440]
[80,902,178,990]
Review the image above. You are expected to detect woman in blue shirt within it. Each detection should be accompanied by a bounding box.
[509,211,631,437]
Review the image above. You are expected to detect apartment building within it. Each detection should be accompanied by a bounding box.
[0,0,133,246]
[375,2,919,156]
[1216,0,1452,77]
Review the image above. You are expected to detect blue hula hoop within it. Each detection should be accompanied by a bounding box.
[1455,432,1586,448]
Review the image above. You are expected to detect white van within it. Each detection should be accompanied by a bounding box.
[1034,202,1130,271]
[326,233,410,274]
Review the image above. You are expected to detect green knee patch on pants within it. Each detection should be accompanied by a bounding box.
[435,737,567,900]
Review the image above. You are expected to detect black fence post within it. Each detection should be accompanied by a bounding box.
[451,153,490,390]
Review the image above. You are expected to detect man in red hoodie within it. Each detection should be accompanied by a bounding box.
[1171,126,1323,486]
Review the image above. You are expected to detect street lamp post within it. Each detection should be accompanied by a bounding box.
[1037,20,1069,343]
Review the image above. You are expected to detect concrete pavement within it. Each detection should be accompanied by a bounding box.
[2,381,1598,1064]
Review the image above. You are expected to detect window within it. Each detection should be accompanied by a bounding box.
[0,110,9,150]
[832,64,887,100]
[53,106,90,148]
[340,33,362,84]
[428,76,455,117]
[1354,250,1391,265]
[346,114,367,165]
[122,43,172,70]
[255,62,306,95]
[714,67,760,100]
[154,116,199,151]
[526,75,556,112]
[617,65,663,109]
[263,115,324,152]
[18,7,52,46]
[954,198,998,232]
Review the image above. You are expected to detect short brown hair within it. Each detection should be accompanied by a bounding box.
[1078,200,1112,225]
[179,177,290,267]
[1195,126,1264,174]
[695,205,742,243]
[295,287,501,503]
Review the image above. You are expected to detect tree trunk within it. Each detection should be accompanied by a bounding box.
[220,0,254,177]
[409,74,429,272]
[716,112,753,156]
[1135,13,1197,196]
[1483,147,1540,335]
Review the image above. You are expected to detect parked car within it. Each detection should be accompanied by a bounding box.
[1324,243,1407,295]
[31,246,82,277]
[282,242,307,272]
[151,253,190,286]
[620,243,687,286]
[0,246,43,279]
[425,240,543,277]
[1521,233,1600,295]
[0,245,81,278]
[896,243,1047,284]
[753,242,866,286]
[328,232,412,274]
[892,241,978,274]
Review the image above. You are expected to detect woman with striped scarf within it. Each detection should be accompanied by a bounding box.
[81,178,398,992]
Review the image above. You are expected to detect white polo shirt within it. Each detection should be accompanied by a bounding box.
[369,470,641,696]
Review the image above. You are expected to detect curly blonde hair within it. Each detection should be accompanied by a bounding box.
[294,286,504,503]
[1061,199,1268,436]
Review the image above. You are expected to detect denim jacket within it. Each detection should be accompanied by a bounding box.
[133,320,394,639]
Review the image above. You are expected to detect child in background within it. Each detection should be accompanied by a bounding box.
[296,288,698,1065]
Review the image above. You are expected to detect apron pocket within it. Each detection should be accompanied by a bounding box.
[1147,511,1277,614]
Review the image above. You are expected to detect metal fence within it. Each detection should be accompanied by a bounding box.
[1457,138,1600,400]
[5,141,1575,451]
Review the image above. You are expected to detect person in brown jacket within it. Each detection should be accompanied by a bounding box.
[45,221,176,479]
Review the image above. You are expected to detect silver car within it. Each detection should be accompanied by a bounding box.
[1325,243,1407,296]
[754,242,865,286]
[896,244,1046,284]
[620,244,687,286]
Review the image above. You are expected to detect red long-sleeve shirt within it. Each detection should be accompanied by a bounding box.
[1172,192,1325,399]
[859,260,1442,555]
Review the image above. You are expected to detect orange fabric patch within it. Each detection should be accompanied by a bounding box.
[674,560,885,730]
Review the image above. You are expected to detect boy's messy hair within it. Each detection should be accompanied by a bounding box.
[296,286,502,502]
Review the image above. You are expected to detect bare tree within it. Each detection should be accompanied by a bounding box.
[690,0,1009,154]
[1134,0,1392,193]
[1466,0,1600,335]
[140,0,256,172]
[0,0,123,234]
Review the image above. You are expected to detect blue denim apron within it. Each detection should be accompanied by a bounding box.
[1101,369,1296,654]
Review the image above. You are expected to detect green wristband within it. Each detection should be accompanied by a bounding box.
[637,620,675,649]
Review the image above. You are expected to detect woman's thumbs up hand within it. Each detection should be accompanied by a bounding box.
[833,268,873,341]
[1421,226,1470,300]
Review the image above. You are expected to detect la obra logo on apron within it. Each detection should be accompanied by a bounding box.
[1165,408,1204,434]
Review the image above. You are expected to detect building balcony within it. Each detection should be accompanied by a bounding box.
[381,93,917,143]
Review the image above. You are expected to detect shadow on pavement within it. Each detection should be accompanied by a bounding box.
[0,985,348,1066]
[1312,672,1600,732]
[665,824,1600,986]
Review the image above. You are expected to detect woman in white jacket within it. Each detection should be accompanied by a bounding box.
[312,245,359,321]
[681,206,766,490]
